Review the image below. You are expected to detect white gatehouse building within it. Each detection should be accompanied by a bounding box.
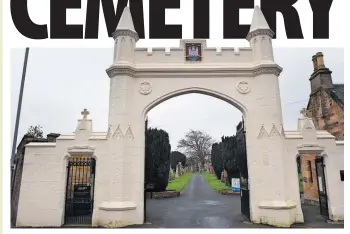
[14,6,344,228]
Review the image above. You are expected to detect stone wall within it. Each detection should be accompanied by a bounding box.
[304,87,344,205]
[309,88,344,140]
[11,134,60,227]
[284,117,344,221]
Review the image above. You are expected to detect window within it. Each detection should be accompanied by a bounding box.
[307,160,313,183]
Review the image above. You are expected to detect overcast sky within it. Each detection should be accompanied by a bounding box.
[10,47,344,151]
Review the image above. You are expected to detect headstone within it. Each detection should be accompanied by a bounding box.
[175,165,179,177]
[169,168,174,181]
[179,162,184,175]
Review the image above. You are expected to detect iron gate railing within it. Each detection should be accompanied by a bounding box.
[236,118,250,221]
[64,157,96,225]
[315,157,329,219]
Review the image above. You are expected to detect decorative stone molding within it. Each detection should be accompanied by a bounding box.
[114,63,282,78]
[108,125,135,140]
[297,144,325,154]
[269,124,281,137]
[112,29,139,41]
[99,201,137,211]
[246,28,274,41]
[106,67,136,78]
[335,141,344,145]
[25,143,56,148]
[258,125,283,138]
[302,119,315,130]
[181,39,207,49]
[112,125,124,139]
[280,125,286,137]
[139,81,152,95]
[258,126,269,139]
[67,146,95,155]
[253,67,282,76]
[297,144,325,150]
[125,126,134,140]
[236,81,251,94]
[106,125,112,139]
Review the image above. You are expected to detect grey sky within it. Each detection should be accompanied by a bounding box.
[11,47,344,152]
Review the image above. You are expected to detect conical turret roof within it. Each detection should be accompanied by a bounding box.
[116,6,136,32]
[249,5,271,33]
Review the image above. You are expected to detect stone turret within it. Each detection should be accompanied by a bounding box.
[106,6,139,128]
[246,6,274,62]
[112,7,139,65]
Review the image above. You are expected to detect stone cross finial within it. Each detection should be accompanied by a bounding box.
[300,108,311,118]
[81,109,90,120]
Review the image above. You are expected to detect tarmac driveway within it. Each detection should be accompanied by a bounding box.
[129,174,343,229]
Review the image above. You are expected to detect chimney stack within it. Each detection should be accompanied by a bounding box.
[312,55,317,71]
[315,52,325,69]
[312,52,326,71]
[309,52,333,93]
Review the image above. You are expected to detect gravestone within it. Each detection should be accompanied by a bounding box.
[179,162,184,175]
[169,168,175,181]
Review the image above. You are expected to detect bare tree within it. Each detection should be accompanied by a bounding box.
[26,125,43,138]
[177,130,215,168]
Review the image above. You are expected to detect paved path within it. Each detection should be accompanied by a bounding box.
[129,174,343,228]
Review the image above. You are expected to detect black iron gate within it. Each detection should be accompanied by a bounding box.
[64,157,96,225]
[315,157,329,219]
[144,118,148,223]
[236,118,250,221]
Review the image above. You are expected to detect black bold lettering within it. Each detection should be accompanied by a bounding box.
[100,0,145,38]
[224,0,254,39]
[194,0,209,39]
[11,0,48,39]
[50,0,83,39]
[309,0,333,39]
[261,0,303,38]
[130,0,145,38]
[85,0,100,38]
[149,0,182,39]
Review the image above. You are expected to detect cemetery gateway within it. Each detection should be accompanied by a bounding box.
[15,6,344,228]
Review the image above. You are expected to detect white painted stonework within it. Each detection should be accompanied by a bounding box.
[284,117,344,222]
[16,6,344,227]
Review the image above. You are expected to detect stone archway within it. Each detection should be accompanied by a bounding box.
[100,5,301,227]
[13,6,343,228]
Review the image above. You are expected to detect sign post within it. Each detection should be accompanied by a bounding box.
[232,178,240,192]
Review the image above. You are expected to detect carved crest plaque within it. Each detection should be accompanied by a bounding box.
[185,43,202,62]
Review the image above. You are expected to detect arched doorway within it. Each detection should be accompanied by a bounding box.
[141,92,250,226]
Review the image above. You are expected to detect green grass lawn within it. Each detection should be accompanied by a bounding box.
[299,173,304,193]
[203,172,232,192]
[166,173,193,192]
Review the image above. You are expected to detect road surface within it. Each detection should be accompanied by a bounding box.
[129,174,343,228]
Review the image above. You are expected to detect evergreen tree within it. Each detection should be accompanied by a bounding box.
[170,151,186,171]
[222,136,240,185]
[145,128,171,192]
[211,143,223,179]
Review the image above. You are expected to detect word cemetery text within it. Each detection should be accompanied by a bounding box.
[11,0,333,40]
